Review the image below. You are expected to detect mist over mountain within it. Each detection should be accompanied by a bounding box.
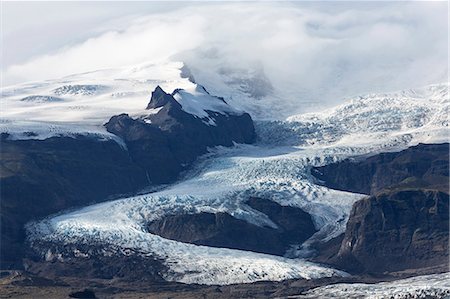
[3,2,448,118]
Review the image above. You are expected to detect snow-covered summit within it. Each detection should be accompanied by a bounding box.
[173,84,241,120]
[145,83,243,126]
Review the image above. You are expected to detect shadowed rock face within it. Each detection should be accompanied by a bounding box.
[332,190,449,273]
[0,135,149,268]
[311,143,449,195]
[312,143,449,274]
[106,85,256,184]
[146,86,181,110]
[147,198,316,256]
[246,197,316,244]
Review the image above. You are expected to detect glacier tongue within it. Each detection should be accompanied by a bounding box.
[27,144,359,285]
[26,83,449,285]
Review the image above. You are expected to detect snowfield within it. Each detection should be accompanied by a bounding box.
[295,272,450,299]
[0,61,249,140]
[1,62,187,140]
[173,84,243,125]
[0,119,125,146]
[3,63,448,285]
[1,61,189,123]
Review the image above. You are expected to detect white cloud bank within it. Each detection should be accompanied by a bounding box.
[3,2,448,117]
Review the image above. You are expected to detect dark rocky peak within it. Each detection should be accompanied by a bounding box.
[146,86,181,110]
[146,84,238,130]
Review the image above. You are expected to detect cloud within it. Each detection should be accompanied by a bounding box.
[3,2,448,118]
[3,11,206,84]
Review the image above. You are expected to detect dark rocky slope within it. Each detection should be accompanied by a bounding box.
[331,189,449,273]
[147,198,316,256]
[1,85,255,268]
[0,135,148,268]
[312,143,449,195]
[311,143,449,274]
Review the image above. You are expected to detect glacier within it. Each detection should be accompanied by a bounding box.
[22,79,449,284]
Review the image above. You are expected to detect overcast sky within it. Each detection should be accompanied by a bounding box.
[1,1,448,109]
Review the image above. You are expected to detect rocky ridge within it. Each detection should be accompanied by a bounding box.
[311,143,449,274]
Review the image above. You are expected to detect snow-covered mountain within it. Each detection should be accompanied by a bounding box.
[0,60,266,125]
[11,64,446,285]
[0,61,263,143]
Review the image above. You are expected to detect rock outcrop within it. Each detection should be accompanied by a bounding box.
[0,135,148,268]
[311,143,449,195]
[332,190,449,273]
[147,198,316,256]
[312,143,449,274]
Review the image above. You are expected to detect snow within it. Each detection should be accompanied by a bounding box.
[0,119,125,146]
[25,83,449,285]
[297,272,450,299]
[257,83,449,148]
[52,84,109,96]
[1,62,192,126]
[173,84,242,125]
